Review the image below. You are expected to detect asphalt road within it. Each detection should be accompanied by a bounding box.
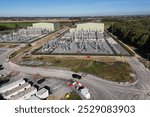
[126,57,150,94]
[0,45,22,64]
[0,49,12,64]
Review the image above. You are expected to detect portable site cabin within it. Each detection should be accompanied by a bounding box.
[0,79,25,93]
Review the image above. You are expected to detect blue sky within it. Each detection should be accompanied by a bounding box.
[0,0,150,17]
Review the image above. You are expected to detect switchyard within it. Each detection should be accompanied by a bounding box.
[0,27,51,43]
[0,22,60,43]
[36,29,130,56]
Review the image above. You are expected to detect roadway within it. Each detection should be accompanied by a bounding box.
[0,49,13,64]
[126,57,150,95]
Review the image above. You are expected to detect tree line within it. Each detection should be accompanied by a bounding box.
[0,25,11,31]
[0,24,21,31]
[108,19,150,54]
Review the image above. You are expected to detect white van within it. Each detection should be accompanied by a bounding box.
[79,87,91,99]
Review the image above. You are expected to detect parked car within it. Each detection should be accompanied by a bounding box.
[33,84,40,90]
[23,78,29,82]
[72,74,82,80]
[37,78,46,84]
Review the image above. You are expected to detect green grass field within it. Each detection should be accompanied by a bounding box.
[0,22,34,34]
[0,22,33,28]
[23,57,134,82]
[52,60,133,82]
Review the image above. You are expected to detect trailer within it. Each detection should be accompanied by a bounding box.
[2,82,31,99]
[0,79,25,93]
[10,87,37,100]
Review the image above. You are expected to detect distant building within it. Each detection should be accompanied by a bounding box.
[70,22,104,33]
[32,22,60,31]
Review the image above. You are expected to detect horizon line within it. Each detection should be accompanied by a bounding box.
[0,14,150,18]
